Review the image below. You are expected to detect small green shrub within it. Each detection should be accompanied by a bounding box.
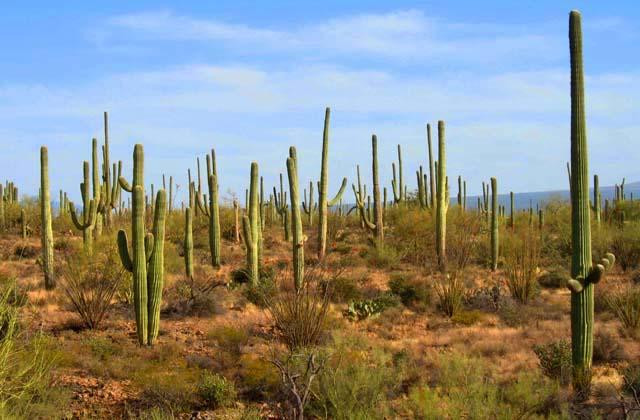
[451,309,484,326]
[197,371,237,409]
[537,268,570,289]
[533,340,572,386]
[207,325,249,355]
[434,274,466,317]
[365,243,402,269]
[593,330,627,364]
[388,275,431,311]
[611,223,640,271]
[622,363,640,397]
[322,276,361,303]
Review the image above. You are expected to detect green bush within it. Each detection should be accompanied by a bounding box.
[452,309,484,326]
[388,275,431,311]
[207,325,249,356]
[322,276,361,303]
[605,286,640,335]
[592,330,627,364]
[622,363,640,397]
[533,340,572,386]
[537,268,570,289]
[197,371,237,409]
[365,243,402,269]
[610,223,640,271]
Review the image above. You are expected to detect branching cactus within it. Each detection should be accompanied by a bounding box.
[286,147,304,291]
[491,178,499,271]
[352,135,383,242]
[317,108,347,259]
[391,144,404,204]
[435,121,449,272]
[302,181,317,227]
[117,145,168,346]
[195,150,221,268]
[242,162,260,285]
[567,10,615,395]
[274,173,291,241]
[100,112,122,229]
[69,161,99,254]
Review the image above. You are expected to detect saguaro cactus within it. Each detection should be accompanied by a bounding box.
[101,112,122,229]
[117,145,168,346]
[21,209,27,239]
[302,181,316,227]
[317,107,347,260]
[196,150,221,268]
[242,162,260,285]
[427,124,436,208]
[509,191,515,229]
[0,185,5,230]
[286,147,304,291]
[69,161,99,254]
[184,207,194,280]
[435,121,448,272]
[40,147,55,289]
[567,11,615,394]
[592,175,601,225]
[274,174,291,241]
[491,178,499,271]
[352,135,383,242]
[391,145,404,204]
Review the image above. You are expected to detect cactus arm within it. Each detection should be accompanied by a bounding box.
[119,176,132,192]
[242,215,253,252]
[68,202,86,230]
[116,230,134,272]
[328,178,348,206]
[145,233,155,263]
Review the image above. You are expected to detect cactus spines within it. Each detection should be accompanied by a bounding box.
[491,178,499,271]
[184,207,194,279]
[242,162,260,285]
[69,161,99,254]
[391,144,404,204]
[40,146,55,289]
[318,107,348,260]
[567,10,615,394]
[435,121,448,272]
[287,147,304,291]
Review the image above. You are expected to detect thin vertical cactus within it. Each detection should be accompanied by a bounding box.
[21,209,27,239]
[195,150,221,268]
[147,190,166,346]
[435,121,448,272]
[91,138,103,237]
[302,181,316,226]
[318,107,347,259]
[40,147,55,289]
[427,124,436,208]
[491,178,499,271]
[509,191,515,229]
[233,199,240,243]
[352,135,383,242]
[184,207,193,279]
[0,184,4,230]
[567,11,615,395]
[274,173,291,241]
[592,175,601,225]
[242,162,260,285]
[69,161,98,254]
[287,147,304,291]
[391,144,404,204]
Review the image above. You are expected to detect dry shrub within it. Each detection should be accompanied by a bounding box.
[59,241,125,329]
[504,228,541,304]
[265,267,332,351]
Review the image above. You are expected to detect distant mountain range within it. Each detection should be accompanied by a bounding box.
[465,181,640,211]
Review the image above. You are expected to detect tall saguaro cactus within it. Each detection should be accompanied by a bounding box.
[274,174,291,241]
[391,144,404,204]
[69,161,99,254]
[592,175,601,225]
[184,207,194,279]
[101,112,122,229]
[286,147,304,291]
[352,135,383,242]
[242,162,260,285]
[117,145,167,346]
[40,147,55,289]
[509,191,515,229]
[302,181,316,226]
[317,107,347,260]
[435,121,448,272]
[491,178,499,271]
[427,124,436,208]
[567,11,615,395]
[196,150,221,268]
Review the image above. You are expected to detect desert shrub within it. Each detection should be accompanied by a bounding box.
[452,309,484,326]
[242,276,277,308]
[622,363,640,397]
[388,274,431,311]
[309,334,400,419]
[13,243,38,259]
[343,293,400,321]
[409,353,566,419]
[59,241,126,329]
[265,270,331,351]
[434,273,466,317]
[466,285,503,312]
[138,370,198,413]
[504,228,541,304]
[533,340,572,386]
[537,267,570,289]
[197,371,237,409]
[322,275,361,303]
[387,208,435,268]
[238,355,280,400]
[604,286,640,335]
[610,223,640,271]
[207,325,249,355]
[592,330,627,364]
[0,286,56,417]
[364,242,402,269]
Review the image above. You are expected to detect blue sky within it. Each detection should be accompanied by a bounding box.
[1,1,638,204]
